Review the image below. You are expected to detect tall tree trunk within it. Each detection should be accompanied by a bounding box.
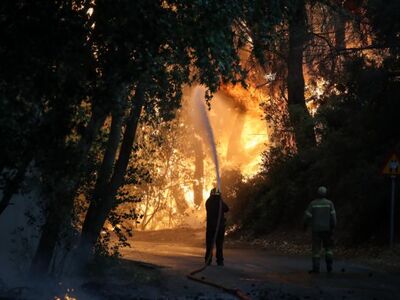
[30,195,63,275]
[287,0,316,153]
[78,83,145,263]
[334,4,347,72]
[335,12,346,50]
[173,185,189,214]
[193,136,204,207]
[226,111,245,160]
[30,103,108,275]
[141,193,150,231]
[79,106,110,158]
[77,108,123,250]
[93,110,124,201]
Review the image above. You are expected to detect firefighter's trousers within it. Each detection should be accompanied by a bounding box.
[205,226,225,264]
[312,231,334,271]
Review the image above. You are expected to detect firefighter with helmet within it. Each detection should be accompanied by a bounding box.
[205,188,229,266]
[304,186,337,273]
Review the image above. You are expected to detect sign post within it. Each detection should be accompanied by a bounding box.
[382,152,400,248]
[390,175,396,248]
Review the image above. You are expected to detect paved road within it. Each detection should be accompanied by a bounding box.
[121,230,400,300]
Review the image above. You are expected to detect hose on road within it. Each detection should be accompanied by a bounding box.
[187,266,251,300]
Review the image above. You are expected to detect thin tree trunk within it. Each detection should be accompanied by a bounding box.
[78,82,145,262]
[141,194,150,231]
[93,110,124,202]
[30,104,108,275]
[193,137,204,207]
[287,0,316,153]
[143,193,162,229]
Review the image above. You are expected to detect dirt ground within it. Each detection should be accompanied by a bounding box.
[1,228,400,300]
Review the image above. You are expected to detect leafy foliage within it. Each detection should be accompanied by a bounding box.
[235,56,400,243]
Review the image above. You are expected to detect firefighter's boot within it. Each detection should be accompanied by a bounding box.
[325,248,333,273]
[309,258,320,274]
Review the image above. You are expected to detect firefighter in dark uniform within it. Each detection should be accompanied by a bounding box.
[205,188,229,266]
[304,186,337,273]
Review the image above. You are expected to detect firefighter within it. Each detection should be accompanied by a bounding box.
[304,186,337,273]
[205,188,229,266]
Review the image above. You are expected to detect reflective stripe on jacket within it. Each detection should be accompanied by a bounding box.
[304,198,336,232]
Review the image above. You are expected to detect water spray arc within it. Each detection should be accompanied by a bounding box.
[191,86,221,192]
[187,86,250,300]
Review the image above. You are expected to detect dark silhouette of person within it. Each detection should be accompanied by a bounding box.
[205,188,229,266]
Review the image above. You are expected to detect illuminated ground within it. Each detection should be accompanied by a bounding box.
[117,228,400,299]
[2,228,399,299]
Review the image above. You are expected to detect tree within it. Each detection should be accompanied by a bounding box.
[75,0,246,267]
[0,1,106,275]
[0,1,95,218]
[229,0,400,243]
[286,0,316,153]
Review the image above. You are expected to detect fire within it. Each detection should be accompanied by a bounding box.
[126,3,384,233]
[115,81,270,231]
[54,289,77,300]
[173,82,269,222]
[118,2,394,232]
[305,77,329,115]
[215,82,270,176]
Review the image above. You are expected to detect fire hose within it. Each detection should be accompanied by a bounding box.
[186,192,251,300]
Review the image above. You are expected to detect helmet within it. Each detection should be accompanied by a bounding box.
[210,188,220,195]
[317,186,327,197]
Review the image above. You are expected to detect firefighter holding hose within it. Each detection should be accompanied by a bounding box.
[205,188,229,266]
[304,186,337,274]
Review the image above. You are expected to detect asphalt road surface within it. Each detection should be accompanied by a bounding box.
[120,229,400,300]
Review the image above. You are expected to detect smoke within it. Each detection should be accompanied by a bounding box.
[191,86,221,191]
[0,191,41,285]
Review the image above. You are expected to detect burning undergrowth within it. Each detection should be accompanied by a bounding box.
[113,84,270,233]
